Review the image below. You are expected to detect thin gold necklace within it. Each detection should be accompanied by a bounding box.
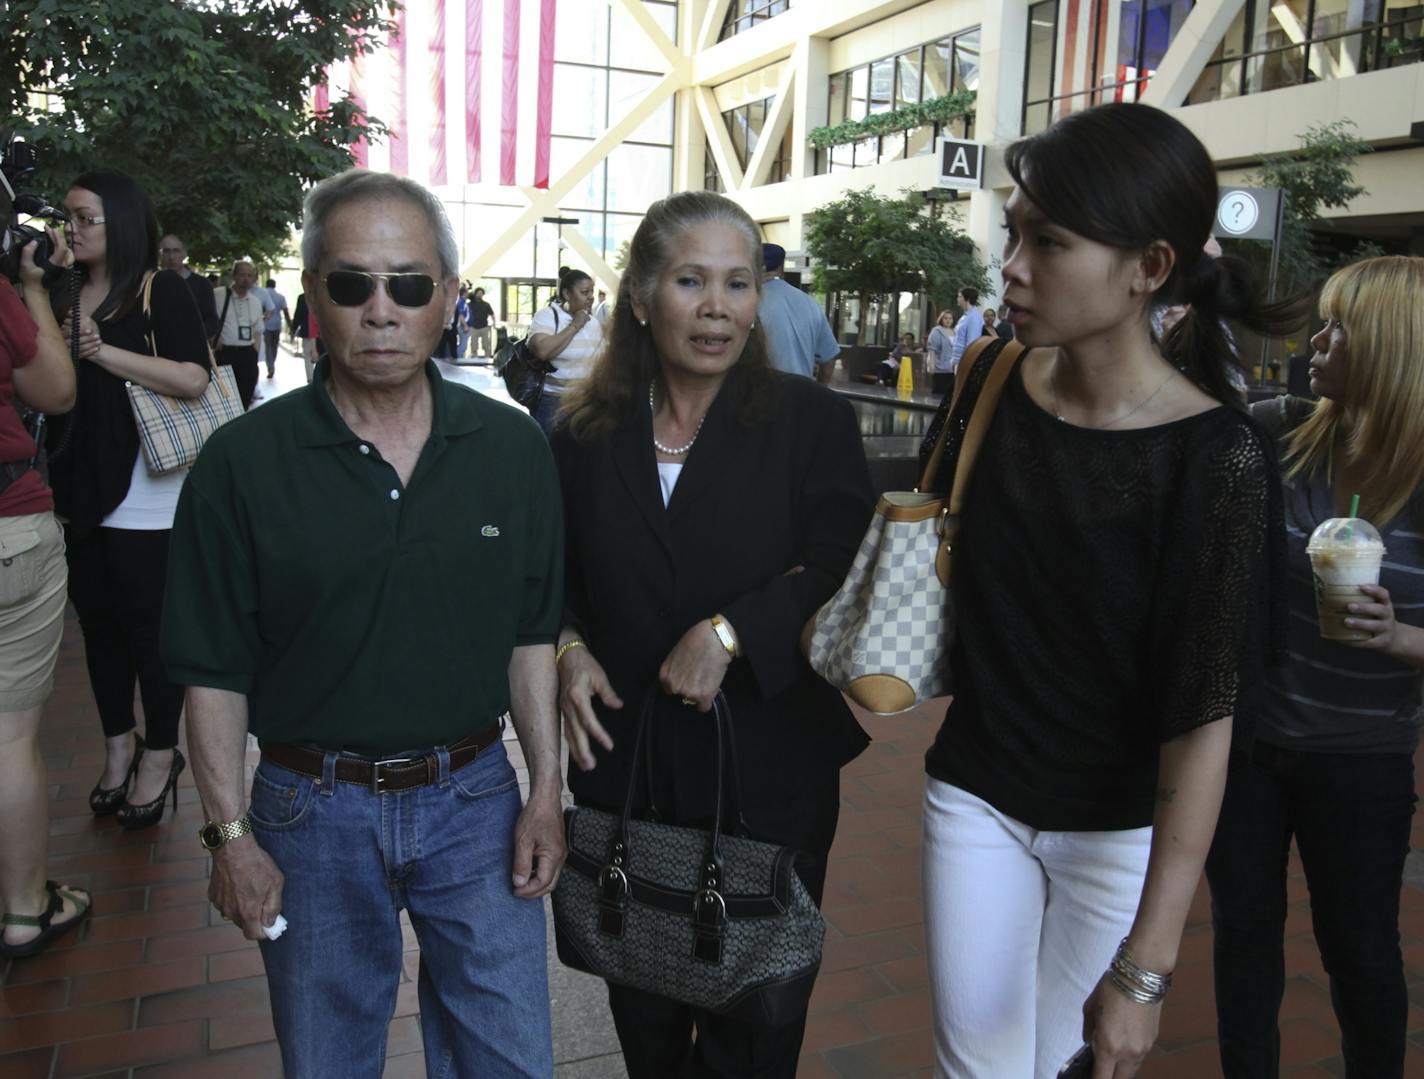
[1050,359,1180,428]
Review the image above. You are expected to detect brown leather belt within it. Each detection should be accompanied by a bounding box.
[260,723,502,793]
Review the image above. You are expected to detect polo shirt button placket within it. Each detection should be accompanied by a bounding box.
[390,489,400,501]
[359,444,370,455]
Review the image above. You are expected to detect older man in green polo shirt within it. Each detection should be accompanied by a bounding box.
[161,169,565,1078]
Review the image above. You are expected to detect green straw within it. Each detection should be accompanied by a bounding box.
[1349,493,1360,518]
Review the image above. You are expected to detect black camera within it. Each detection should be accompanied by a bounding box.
[1,134,68,287]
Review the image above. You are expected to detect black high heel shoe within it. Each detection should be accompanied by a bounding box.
[116,749,185,831]
[89,732,146,816]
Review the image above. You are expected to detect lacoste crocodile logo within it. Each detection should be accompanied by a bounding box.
[481,525,500,537]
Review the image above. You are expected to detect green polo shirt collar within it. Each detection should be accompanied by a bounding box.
[297,356,484,448]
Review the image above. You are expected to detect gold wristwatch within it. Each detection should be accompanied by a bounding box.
[198,814,253,852]
[710,614,737,658]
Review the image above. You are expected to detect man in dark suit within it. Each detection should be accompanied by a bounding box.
[158,234,219,342]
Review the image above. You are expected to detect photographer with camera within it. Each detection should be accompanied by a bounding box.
[0,225,89,956]
[48,169,210,832]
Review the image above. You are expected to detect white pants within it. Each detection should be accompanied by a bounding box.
[922,778,1152,1079]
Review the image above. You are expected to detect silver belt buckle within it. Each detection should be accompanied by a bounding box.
[371,755,416,794]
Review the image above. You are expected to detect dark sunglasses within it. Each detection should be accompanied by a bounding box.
[322,270,438,308]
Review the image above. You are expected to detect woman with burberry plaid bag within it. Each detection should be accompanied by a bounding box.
[46,169,210,831]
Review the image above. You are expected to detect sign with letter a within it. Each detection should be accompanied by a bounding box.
[936,138,985,191]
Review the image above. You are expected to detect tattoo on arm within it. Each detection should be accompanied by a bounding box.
[1157,785,1177,804]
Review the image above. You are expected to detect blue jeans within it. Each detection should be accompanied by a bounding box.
[1205,741,1416,1078]
[250,738,553,1078]
[531,392,562,438]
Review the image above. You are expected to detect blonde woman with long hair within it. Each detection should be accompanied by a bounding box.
[1207,255,1424,1078]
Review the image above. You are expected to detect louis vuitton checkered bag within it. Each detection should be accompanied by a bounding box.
[805,337,1023,714]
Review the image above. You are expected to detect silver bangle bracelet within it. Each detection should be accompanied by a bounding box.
[1108,969,1166,1006]
[1108,938,1172,1004]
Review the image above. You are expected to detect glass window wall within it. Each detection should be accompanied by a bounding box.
[817,28,981,175]
[483,0,676,295]
[719,0,792,42]
[1182,0,1424,105]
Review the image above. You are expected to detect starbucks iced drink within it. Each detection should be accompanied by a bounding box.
[1306,517,1386,641]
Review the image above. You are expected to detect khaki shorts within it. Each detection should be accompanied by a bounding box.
[0,512,67,711]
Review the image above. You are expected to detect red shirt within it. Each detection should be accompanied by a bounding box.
[0,278,54,516]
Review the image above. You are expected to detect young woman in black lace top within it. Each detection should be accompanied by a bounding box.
[920,103,1299,1078]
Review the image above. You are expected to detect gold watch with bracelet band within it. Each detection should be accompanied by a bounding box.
[198,814,253,852]
[710,614,737,658]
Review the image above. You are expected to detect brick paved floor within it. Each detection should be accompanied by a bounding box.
[3,349,1422,1077]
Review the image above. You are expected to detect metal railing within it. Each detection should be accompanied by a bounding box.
[719,0,791,41]
[1187,16,1423,104]
[1021,15,1422,132]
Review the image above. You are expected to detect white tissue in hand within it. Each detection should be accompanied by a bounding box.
[263,914,288,941]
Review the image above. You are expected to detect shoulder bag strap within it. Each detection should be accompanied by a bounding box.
[212,287,233,348]
[918,333,1007,492]
[947,341,1025,517]
[141,271,158,356]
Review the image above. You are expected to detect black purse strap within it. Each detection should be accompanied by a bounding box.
[212,286,233,348]
[603,689,740,941]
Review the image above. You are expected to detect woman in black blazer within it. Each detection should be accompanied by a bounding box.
[550,191,874,1079]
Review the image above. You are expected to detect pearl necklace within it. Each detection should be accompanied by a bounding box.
[649,383,706,456]
[1050,359,1180,429]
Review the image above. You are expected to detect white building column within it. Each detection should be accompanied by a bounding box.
[970,0,1031,305]
[786,34,830,250]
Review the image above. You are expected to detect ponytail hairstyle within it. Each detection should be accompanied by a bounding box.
[561,191,776,442]
[1004,103,1306,407]
[557,265,592,308]
[69,168,159,322]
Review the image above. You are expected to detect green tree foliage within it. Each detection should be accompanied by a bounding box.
[1239,119,1381,295]
[1,0,395,268]
[804,187,988,342]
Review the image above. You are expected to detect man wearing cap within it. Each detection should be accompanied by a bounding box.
[757,243,841,380]
[161,168,566,1078]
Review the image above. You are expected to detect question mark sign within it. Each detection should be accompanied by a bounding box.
[1233,201,1245,224]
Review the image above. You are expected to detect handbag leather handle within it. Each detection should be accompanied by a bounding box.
[609,689,739,897]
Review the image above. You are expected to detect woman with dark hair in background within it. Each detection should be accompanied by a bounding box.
[1207,255,1424,1079]
[918,102,1302,1077]
[527,264,602,435]
[552,191,874,1077]
[50,169,210,830]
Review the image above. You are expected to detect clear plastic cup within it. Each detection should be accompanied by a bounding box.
[1306,518,1386,641]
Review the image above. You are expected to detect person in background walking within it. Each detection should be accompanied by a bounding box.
[1207,254,1424,1079]
[261,279,290,380]
[926,309,956,397]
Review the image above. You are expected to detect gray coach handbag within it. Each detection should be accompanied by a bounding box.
[552,691,824,1027]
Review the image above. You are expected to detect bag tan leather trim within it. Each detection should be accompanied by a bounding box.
[846,674,917,716]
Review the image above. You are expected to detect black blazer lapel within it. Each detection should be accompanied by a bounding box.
[611,397,675,561]
[665,375,761,525]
